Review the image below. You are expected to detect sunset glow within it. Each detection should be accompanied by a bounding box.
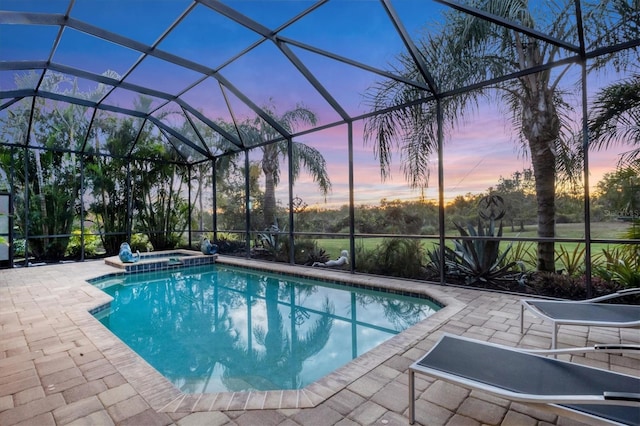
[0,0,633,211]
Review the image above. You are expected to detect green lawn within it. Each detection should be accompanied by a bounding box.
[501,222,630,239]
[313,222,633,260]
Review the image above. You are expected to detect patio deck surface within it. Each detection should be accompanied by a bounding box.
[1,257,638,426]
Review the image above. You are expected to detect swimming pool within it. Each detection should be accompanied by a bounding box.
[92,264,440,393]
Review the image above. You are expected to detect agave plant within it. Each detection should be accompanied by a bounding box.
[255,221,287,259]
[428,219,523,287]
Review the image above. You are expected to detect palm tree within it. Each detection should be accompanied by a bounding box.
[364,1,628,273]
[240,104,332,227]
[219,278,334,391]
[588,73,640,165]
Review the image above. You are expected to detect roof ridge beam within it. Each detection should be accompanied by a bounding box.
[280,36,432,92]
[380,0,439,95]
[275,40,350,121]
[196,0,273,38]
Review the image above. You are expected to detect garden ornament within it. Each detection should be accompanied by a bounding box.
[201,237,218,255]
[313,250,348,267]
[119,242,140,263]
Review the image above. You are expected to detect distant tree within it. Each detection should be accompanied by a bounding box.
[444,194,485,230]
[215,161,262,231]
[594,167,640,221]
[494,169,536,231]
[182,118,243,234]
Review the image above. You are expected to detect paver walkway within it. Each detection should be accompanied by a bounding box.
[1,258,638,426]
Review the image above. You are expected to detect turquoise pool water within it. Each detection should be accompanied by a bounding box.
[92,264,440,393]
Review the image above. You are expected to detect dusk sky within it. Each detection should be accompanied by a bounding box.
[0,0,629,208]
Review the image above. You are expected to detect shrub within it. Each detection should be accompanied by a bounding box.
[356,238,425,279]
[253,223,287,260]
[297,241,330,266]
[215,236,245,255]
[504,241,536,270]
[13,239,26,257]
[65,229,103,258]
[555,244,586,277]
[130,233,153,252]
[526,272,622,300]
[593,246,640,289]
[620,222,640,260]
[420,224,437,235]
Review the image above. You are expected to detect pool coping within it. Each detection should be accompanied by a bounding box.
[103,249,217,273]
[84,255,466,413]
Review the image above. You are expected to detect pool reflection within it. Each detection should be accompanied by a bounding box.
[97,265,439,393]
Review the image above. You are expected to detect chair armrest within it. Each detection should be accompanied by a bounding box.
[587,288,640,302]
[604,392,640,402]
[594,344,640,352]
[526,344,640,355]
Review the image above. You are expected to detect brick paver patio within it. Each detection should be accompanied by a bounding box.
[1,257,638,425]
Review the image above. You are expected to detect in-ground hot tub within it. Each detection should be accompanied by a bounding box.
[104,249,217,273]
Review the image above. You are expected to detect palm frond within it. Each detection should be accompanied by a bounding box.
[588,74,640,163]
[291,142,332,196]
[279,105,317,132]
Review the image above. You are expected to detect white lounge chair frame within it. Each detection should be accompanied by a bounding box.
[520,288,640,348]
[408,334,640,425]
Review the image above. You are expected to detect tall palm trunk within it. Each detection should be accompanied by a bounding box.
[264,282,284,367]
[521,75,560,272]
[196,166,204,232]
[262,144,278,226]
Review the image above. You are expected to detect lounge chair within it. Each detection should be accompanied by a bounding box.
[408,334,640,425]
[520,288,640,348]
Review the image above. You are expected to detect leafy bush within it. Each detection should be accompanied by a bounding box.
[13,239,25,257]
[526,272,622,300]
[356,238,425,279]
[593,246,640,289]
[130,233,153,252]
[296,241,329,266]
[504,241,536,270]
[253,222,287,260]
[215,236,246,255]
[65,229,103,258]
[555,244,586,276]
[420,224,437,235]
[620,222,640,259]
